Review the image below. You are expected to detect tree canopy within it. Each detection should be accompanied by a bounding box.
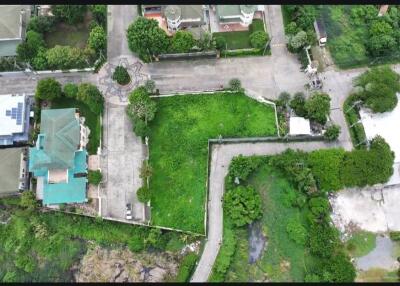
[52,5,87,25]
[76,83,104,115]
[170,30,195,53]
[249,31,269,49]
[305,92,331,124]
[35,78,62,101]
[127,86,157,124]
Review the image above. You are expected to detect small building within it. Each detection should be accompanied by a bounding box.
[163,5,206,31]
[289,116,311,136]
[216,5,257,26]
[0,147,28,196]
[314,19,327,47]
[29,108,90,206]
[0,5,31,57]
[0,94,31,146]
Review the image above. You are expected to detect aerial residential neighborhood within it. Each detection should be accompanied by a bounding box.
[1,3,400,283]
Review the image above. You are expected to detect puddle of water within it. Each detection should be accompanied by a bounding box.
[248,220,267,264]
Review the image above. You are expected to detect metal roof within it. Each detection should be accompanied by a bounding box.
[0,5,30,39]
[164,5,203,21]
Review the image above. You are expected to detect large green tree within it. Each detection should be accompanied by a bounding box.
[88,25,107,54]
[77,83,104,115]
[305,92,331,124]
[249,31,269,49]
[127,86,157,124]
[46,45,89,70]
[223,185,262,227]
[126,17,170,61]
[35,78,62,101]
[170,30,195,53]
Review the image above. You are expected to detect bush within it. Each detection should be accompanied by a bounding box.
[224,185,262,227]
[46,45,89,70]
[289,30,308,50]
[128,234,145,252]
[27,16,56,33]
[88,25,107,54]
[137,186,151,203]
[228,78,242,92]
[63,83,78,98]
[228,155,262,182]
[389,231,400,241]
[214,37,227,50]
[321,252,356,282]
[308,148,345,192]
[343,94,367,149]
[307,197,331,222]
[289,92,307,117]
[35,78,62,101]
[324,124,341,141]
[77,83,104,115]
[112,66,131,85]
[132,116,150,137]
[170,30,196,53]
[20,191,37,211]
[286,217,307,245]
[309,221,340,258]
[88,170,102,185]
[52,5,87,25]
[305,92,331,125]
[175,253,198,282]
[89,5,107,28]
[249,31,269,49]
[127,86,157,124]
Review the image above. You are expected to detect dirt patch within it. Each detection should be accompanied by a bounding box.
[74,244,180,282]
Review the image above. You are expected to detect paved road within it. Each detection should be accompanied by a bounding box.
[190,139,349,282]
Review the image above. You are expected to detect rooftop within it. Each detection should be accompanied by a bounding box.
[0,5,29,39]
[0,94,26,137]
[164,5,204,21]
[216,5,257,18]
[0,148,23,195]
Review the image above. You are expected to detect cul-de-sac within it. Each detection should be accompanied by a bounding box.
[1,4,400,283]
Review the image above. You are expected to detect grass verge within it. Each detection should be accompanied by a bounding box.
[345,231,376,258]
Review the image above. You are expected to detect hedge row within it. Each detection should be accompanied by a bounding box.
[220,48,271,58]
[343,94,367,149]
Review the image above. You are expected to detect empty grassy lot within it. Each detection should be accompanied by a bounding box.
[213,19,265,50]
[51,98,101,155]
[148,92,277,233]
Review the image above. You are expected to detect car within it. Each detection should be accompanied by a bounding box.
[126,203,132,220]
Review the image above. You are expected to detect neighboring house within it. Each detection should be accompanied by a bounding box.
[0,147,29,196]
[0,94,31,146]
[314,19,327,47]
[29,108,90,206]
[215,5,258,26]
[0,5,31,57]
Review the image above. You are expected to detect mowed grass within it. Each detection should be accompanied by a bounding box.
[148,92,277,233]
[51,97,101,155]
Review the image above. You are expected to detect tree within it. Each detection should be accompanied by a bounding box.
[289,92,307,117]
[286,217,307,245]
[321,252,356,282]
[63,83,78,98]
[27,16,56,33]
[354,66,400,113]
[309,221,340,258]
[228,155,261,182]
[305,92,331,124]
[89,5,107,27]
[132,116,150,137]
[88,170,102,185]
[112,66,131,85]
[229,78,242,91]
[52,5,87,25]
[137,186,151,203]
[127,86,157,124]
[214,36,226,50]
[32,47,48,70]
[367,20,396,56]
[289,30,308,50]
[249,31,269,49]
[144,79,156,94]
[223,185,262,227]
[20,191,37,211]
[46,45,88,70]
[277,92,291,108]
[324,124,341,141]
[88,25,106,54]
[77,83,104,115]
[16,30,45,62]
[126,17,170,60]
[308,148,345,192]
[170,30,196,53]
[35,78,62,101]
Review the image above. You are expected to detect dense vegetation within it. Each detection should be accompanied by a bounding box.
[87,170,102,185]
[147,92,277,233]
[112,66,131,85]
[17,5,107,70]
[0,197,198,282]
[289,91,331,124]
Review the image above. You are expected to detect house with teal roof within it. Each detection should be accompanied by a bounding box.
[29,108,91,206]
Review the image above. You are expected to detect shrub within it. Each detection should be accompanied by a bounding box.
[289,92,307,117]
[309,222,340,258]
[88,170,102,185]
[389,231,400,241]
[77,83,104,115]
[170,30,196,53]
[286,217,307,245]
[175,253,198,282]
[229,78,242,92]
[128,234,145,252]
[112,66,131,85]
[137,186,151,203]
[307,197,331,221]
[249,31,269,49]
[27,16,56,33]
[127,86,157,124]
[46,45,89,70]
[305,92,331,124]
[214,37,227,50]
[277,92,291,108]
[88,25,107,54]
[228,155,262,182]
[224,185,262,227]
[289,30,308,50]
[35,78,62,101]
[321,252,356,282]
[19,191,37,211]
[32,47,48,70]
[63,83,79,98]
[132,116,150,137]
[324,125,341,141]
[127,17,170,60]
[52,5,87,25]
[308,148,345,191]
[89,5,107,28]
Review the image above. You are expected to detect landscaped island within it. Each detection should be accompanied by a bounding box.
[148,92,277,233]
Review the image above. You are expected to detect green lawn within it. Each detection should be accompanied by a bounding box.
[51,97,101,155]
[148,92,277,233]
[45,22,90,49]
[345,231,376,258]
[213,19,265,50]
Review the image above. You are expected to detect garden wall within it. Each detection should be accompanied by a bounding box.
[158,51,217,61]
